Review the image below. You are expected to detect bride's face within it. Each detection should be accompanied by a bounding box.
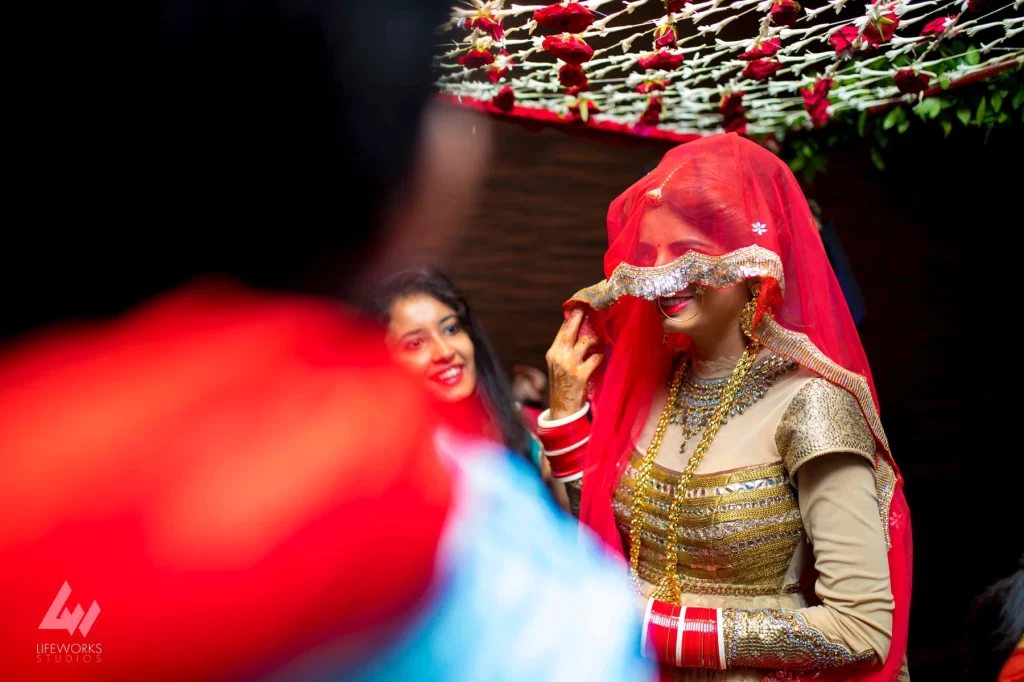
[633,207,753,338]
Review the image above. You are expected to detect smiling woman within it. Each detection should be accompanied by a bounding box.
[367,266,541,468]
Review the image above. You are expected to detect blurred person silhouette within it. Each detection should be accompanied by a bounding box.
[965,552,1024,682]
[0,1,652,681]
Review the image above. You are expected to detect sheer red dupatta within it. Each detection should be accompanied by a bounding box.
[567,134,911,681]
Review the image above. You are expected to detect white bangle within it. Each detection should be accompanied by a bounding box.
[640,597,655,656]
[536,402,590,428]
[716,608,726,670]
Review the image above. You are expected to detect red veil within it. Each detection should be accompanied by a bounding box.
[567,133,911,681]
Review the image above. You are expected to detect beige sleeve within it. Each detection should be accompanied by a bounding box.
[722,381,894,671]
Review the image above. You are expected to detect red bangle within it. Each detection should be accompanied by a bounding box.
[646,600,681,664]
[536,416,591,454]
[546,445,586,481]
[679,607,721,670]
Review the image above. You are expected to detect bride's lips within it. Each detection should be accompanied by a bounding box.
[659,293,694,315]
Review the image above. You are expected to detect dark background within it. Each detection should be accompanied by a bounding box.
[435,112,1022,679]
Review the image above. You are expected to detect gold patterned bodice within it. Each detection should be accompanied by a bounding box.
[613,454,805,598]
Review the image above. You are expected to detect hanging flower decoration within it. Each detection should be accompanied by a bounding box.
[639,97,663,126]
[458,48,495,69]
[720,91,747,134]
[559,64,588,88]
[654,23,678,49]
[439,0,1018,139]
[543,34,594,65]
[567,96,601,123]
[829,26,860,54]
[920,16,958,38]
[893,69,930,94]
[770,0,801,27]
[469,16,504,41]
[638,50,685,70]
[533,3,595,33]
[743,59,782,81]
[487,50,515,83]
[492,86,516,111]
[862,12,900,47]
[636,80,668,94]
[739,37,781,61]
[802,77,833,127]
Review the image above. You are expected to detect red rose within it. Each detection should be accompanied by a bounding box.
[829,26,859,53]
[543,34,594,65]
[893,69,930,94]
[639,97,663,126]
[493,86,516,112]
[920,16,956,37]
[534,3,595,33]
[739,37,781,60]
[638,50,685,70]
[967,0,991,11]
[636,80,667,94]
[469,16,504,41]
[458,49,494,69]
[665,0,690,11]
[770,0,801,27]
[802,77,832,127]
[566,85,588,96]
[654,24,678,48]
[863,13,900,47]
[742,59,781,81]
[487,66,508,83]
[720,91,747,134]
[559,64,588,88]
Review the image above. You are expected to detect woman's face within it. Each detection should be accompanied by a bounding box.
[386,293,477,403]
[636,213,753,339]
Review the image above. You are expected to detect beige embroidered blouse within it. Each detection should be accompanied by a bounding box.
[568,359,899,681]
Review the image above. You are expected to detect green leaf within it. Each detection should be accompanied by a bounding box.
[580,101,590,123]
[801,144,815,158]
[897,119,911,134]
[965,46,980,66]
[914,98,941,120]
[957,106,971,126]
[991,93,1003,112]
[894,55,911,68]
[975,96,986,126]
[998,112,1009,124]
[870,146,886,171]
[940,119,952,137]
[882,107,902,130]
[951,40,966,54]
[1012,88,1024,110]
[790,155,806,171]
[857,110,868,137]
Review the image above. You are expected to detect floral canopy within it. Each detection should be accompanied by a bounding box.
[436,0,1023,141]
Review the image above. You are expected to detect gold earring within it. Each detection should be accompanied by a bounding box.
[740,281,762,340]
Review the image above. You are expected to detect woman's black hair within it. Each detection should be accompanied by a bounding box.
[367,266,532,462]
[964,551,1024,681]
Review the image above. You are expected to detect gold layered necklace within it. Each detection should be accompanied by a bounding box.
[627,340,763,601]
[670,354,797,453]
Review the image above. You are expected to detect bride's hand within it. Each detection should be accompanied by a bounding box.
[545,309,603,419]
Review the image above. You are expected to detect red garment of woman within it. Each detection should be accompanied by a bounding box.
[567,133,911,682]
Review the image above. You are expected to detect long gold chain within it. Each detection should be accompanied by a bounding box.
[627,339,762,600]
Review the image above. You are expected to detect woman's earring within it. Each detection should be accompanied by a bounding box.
[740,281,762,340]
